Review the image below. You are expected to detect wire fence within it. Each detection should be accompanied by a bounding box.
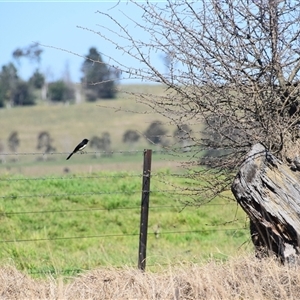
[0,148,249,276]
[0,148,185,156]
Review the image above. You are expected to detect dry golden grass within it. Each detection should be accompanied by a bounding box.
[1,255,300,299]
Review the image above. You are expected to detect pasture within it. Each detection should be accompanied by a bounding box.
[0,85,196,176]
[0,170,248,276]
[2,84,286,299]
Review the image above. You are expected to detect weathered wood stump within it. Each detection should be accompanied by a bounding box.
[231,143,300,263]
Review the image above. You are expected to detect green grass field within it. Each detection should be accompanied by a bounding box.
[0,170,249,277]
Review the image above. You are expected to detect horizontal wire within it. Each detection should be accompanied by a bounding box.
[0,149,178,156]
[1,202,238,216]
[0,173,188,182]
[0,150,141,156]
[0,233,136,243]
[2,205,170,215]
[0,189,192,199]
[0,174,143,181]
[0,228,247,243]
[0,191,140,199]
[0,147,197,157]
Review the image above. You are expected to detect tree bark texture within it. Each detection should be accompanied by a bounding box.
[231,143,300,263]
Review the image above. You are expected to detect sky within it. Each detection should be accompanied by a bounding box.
[1,1,164,84]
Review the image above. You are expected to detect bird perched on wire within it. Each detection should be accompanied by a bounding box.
[66,138,89,160]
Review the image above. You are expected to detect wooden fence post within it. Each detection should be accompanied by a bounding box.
[138,149,152,271]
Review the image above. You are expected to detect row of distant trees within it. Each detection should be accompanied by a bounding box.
[0,122,192,158]
[0,44,119,108]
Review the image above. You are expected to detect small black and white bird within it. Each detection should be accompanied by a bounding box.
[66,138,89,160]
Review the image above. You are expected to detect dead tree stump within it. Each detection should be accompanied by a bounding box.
[231,143,300,263]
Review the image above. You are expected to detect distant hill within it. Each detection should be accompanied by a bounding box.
[0,85,173,154]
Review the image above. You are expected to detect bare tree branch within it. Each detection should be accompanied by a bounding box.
[80,0,300,203]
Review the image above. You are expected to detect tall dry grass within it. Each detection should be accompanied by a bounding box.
[1,255,300,299]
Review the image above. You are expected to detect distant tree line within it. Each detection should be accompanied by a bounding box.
[0,44,118,108]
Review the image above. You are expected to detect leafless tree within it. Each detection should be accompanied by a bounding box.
[8,131,20,153]
[37,131,56,161]
[83,1,300,203]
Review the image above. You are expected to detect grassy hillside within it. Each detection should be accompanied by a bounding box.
[0,85,173,153]
[0,85,191,175]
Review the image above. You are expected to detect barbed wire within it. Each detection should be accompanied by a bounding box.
[1,202,238,216]
[0,174,143,181]
[0,233,136,243]
[0,172,188,182]
[0,191,140,199]
[0,145,205,157]
[0,228,247,244]
[0,189,195,200]
[0,148,178,156]
[0,150,142,156]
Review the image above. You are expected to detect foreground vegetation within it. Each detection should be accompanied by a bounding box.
[1,256,299,299]
[0,170,248,277]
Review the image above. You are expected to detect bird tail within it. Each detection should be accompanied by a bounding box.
[66,152,74,160]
